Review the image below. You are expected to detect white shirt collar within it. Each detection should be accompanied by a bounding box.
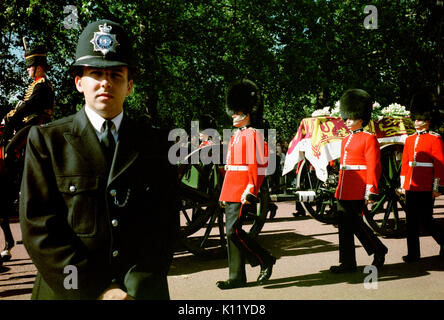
[84,104,123,135]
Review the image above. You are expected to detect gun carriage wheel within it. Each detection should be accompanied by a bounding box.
[294,143,406,238]
[363,143,406,237]
[177,144,270,258]
[295,158,339,224]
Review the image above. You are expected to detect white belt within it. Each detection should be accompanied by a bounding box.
[225,165,249,171]
[340,165,367,170]
[409,161,433,168]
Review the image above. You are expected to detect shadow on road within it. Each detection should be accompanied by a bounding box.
[262,256,444,289]
[0,287,33,298]
[170,229,340,276]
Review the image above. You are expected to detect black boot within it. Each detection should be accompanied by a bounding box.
[216,279,246,290]
[257,256,276,285]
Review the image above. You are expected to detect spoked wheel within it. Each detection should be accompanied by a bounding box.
[178,162,226,258]
[177,140,272,258]
[364,144,406,238]
[295,158,339,224]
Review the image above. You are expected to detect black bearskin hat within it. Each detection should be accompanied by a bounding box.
[339,89,372,127]
[225,79,262,123]
[409,91,436,121]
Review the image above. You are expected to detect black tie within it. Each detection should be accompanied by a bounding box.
[101,119,116,163]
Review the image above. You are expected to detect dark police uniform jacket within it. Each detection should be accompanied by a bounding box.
[19,108,179,300]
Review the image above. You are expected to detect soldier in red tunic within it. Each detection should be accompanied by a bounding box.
[216,79,276,289]
[331,89,388,273]
[400,91,444,262]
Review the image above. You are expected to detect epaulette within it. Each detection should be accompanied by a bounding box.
[24,78,46,101]
[429,131,440,137]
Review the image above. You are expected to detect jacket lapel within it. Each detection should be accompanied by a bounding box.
[63,108,107,176]
[108,116,140,185]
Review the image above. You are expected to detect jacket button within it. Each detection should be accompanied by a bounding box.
[109,189,117,197]
[111,219,119,227]
[69,185,76,193]
[112,250,119,257]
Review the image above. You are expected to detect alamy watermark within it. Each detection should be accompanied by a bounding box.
[363,265,378,289]
[63,5,79,29]
[363,5,378,30]
[63,265,78,290]
[168,122,277,176]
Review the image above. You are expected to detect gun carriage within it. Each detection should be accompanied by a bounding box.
[177,115,415,258]
[279,115,415,238]
[177,143,271,258]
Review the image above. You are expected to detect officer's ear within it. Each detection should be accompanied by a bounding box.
[126,79,133,96]
[75,75,84,93]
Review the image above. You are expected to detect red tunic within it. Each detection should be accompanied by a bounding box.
[219,127,268,202]
[400,131,444,192]
[335,130,381,200]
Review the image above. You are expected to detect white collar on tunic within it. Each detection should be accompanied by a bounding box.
[84,104,123,138]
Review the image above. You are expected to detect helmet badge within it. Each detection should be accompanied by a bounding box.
[90,23,119,56]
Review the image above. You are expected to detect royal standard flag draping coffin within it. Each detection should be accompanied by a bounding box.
[282,116,415,182]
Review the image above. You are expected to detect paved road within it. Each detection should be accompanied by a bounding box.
[1,197,444,300]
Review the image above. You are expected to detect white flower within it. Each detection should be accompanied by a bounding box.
[311,106,331,117]
[330,104,340,117]
[381,103,410,116]
[335,100,340,108]
[372,101,381,109]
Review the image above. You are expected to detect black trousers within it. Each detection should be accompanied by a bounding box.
[225,202,274,281]
[405,191,444,258]
[337,200,387,266]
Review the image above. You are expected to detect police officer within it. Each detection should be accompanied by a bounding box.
[216,79,276,289]
[0,45,54,263]
[400,91,444,262]
[20,19,179,299]
[331,89,388,273]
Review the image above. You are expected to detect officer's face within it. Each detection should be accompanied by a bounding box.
[75,66,133,119]
[414,119,430,131]
[345,118,363,131]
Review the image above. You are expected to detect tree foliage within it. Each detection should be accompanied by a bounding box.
[1,0,442,142]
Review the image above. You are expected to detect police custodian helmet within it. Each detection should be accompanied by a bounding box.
[72,19,134,69]
[409,91,436,121]
[25,45,48,68]
[226,79,262,124]
[339,89,373,127]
